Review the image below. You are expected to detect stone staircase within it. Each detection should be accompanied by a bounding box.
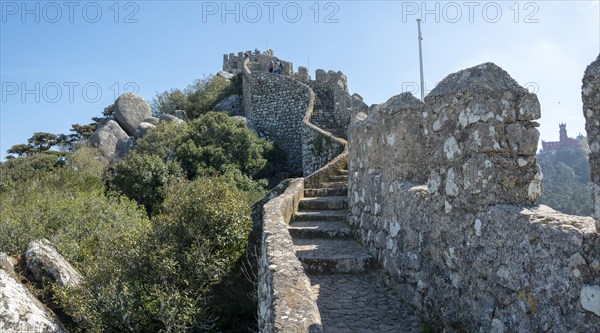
[289,168,420,332]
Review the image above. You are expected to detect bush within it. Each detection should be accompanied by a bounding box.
[177,112,271,180]
[59,177,252,332]
[111,153,183,215]
[151,75,239,120]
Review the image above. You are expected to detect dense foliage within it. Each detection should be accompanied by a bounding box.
[1,73,262,332]
[118,112,272,211]
[56,178,251,332]
[151,74,242,119]
[538,148,592,216]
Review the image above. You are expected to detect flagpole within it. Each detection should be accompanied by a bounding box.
[417,19,425,100]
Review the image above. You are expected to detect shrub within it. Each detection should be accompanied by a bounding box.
[59,177,252,332]
[111,153,183,215]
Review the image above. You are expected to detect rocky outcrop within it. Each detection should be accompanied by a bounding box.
[214,94,243,116]
[143,116,160,126]
[0,269,67,333]
[89,119,129,162]
[0,252,15,274]
[174,110,189,122]
[583,54,600,233]
[158,114,185,125]
[25,239,82,288]
[134,122,157,138]
[113,92,152,136]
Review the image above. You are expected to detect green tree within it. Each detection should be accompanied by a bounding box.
[27,132,59,153]
[151,88,190,115]
[70,123,97,141]
[176,112,271,179]
[538,148,592,216]
[151,74,241,119]
[111,153,183,215]
[7,143,33,157]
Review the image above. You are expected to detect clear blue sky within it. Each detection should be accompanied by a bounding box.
[1,1,599,158]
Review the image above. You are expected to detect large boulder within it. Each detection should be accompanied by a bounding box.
[217,70,235,81]
[134,122,157,138]
[159,114,185,125]
[214,94,243,116]
[0,252,15,274]
[89,119,129,162]
[0,269,67,333]
[113,93,152,135]
[25,239,82,289]
[232,116,257,135]
[143,116,160,126]
[115,137,135,161]
[174,110,189,122]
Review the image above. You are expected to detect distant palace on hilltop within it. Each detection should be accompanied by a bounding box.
[541,123,586,152]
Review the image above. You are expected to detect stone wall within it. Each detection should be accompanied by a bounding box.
[242,59,312,174]
[348,62,600,332]
[232,50,365,176]
[583,55,600,233]
[300,69,367,176]
[225,49,292,75]
[257,178,323,333]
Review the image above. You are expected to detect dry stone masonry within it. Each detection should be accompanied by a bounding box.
[226,49,366,176]
[583,55,600,233]
[348,61,600,332]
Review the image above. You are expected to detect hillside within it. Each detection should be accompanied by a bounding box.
[537,148,592,216]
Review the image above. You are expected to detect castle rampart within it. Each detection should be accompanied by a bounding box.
[231,50,365,176]
[583,55,600,233]
[348,62,600,332]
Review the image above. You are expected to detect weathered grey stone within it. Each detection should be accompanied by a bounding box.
[134,122,156,138]
[158,114,185,125]
[423,62,542,211]
[0,269,67,333]
[217,70,235,80]
[115,137,134,161]
[174,110,189,122]
[214,94,243,116]
[143,116,160,126]
[347,62,599,333]
[581,285,600,317]
[25,239,82,288]
[231,116,257,134]
[89,119,129,162]
[258,178,323,333]
[113,92,152,136]
[582,54,600,233]
[0,252,15,274]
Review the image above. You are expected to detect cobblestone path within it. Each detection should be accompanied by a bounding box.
[290,167,420,332]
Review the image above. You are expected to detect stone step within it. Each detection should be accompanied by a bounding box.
[293,238,375,274]
[320,181,347,189]
[329,174,348,182]
[294,210,346,222]
[337,170,348,175]
[299,196,347,210]
[304,188,347,197]
[288,221,352,239]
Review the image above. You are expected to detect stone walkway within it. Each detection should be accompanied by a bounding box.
[311,273,420,333]
[290,167,420,332]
